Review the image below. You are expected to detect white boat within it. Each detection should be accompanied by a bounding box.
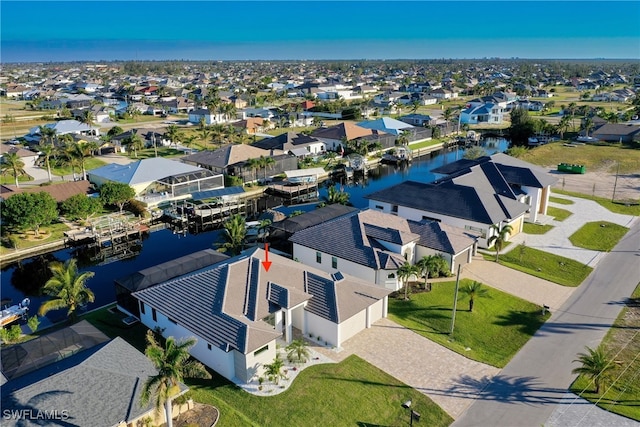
[576,136,599,143]
[1,298,30,327]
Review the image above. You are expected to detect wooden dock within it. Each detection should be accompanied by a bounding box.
[265,182,319,205]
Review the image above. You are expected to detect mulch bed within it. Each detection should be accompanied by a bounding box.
[171,403,219,427]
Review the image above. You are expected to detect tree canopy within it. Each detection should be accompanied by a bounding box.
[508,107,536,146]
[1,192,58,235]
[60,194,103,221]
[99,182,135,212]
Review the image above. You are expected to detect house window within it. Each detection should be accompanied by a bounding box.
[387,273,395,279]
[375,205,384,210]
[391,205,398,213]
[332,257,338,269]
[207,343,212,351]
[152,308,157,322]
[316,252,322,264]
[140,302,145,315]
[465,225,487,239]
[254,344,269,356]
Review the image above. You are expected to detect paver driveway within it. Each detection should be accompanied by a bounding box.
[334,317,500,419]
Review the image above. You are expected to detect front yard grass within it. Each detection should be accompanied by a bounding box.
[553,189,640,216]
[549,196,574,205]
[85,306,453,427]
[523,223,554,235]
[491,245,592,287]
[0,221,70,256]
[51,157,107,177]
[189,355,453,427]
[547,206,573,221]
[388,279,550,368]
[570,283,640,421]
[569,221,629,252]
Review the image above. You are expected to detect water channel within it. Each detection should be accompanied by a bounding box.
[1,138,509,324]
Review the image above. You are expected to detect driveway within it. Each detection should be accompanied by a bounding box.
[506,195,637,267]
[329,318,500,419]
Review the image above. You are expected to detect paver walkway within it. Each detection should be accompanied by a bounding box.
[461,256,576,311]
[328,317,500,419]
[506,196,637,267]
[546,392,640,427]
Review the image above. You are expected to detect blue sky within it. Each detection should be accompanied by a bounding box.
[1,1,639,62]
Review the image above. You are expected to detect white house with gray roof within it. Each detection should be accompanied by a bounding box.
[290,209,477,290]
[133,247,391,384]
[367,154,556,248]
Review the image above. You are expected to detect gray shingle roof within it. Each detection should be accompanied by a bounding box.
[1,337,168,427]
[134,248,390,354]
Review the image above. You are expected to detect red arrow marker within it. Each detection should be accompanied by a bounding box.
[262,243,272,272]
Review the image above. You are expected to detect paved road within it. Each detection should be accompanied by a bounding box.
[453,218,640,427]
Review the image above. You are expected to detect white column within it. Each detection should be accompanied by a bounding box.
[275,310,283,335]
[285,309,293,344]
[382,296,388,318]
[366,306,372,328]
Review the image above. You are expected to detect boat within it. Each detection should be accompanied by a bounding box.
[1,298,30,327]
[466,130,481,143]
[348,154,366,172]
[381,147,412,164]
[576,136,599,143]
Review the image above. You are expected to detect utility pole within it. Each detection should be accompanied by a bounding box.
[611,161,620,202]
[450,264,462,335]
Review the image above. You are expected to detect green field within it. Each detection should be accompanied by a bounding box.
[569,221,629,252]
[491,245,592,287]
[388,279,550,368]
[548,206,573,221]
[549,196,574,205]
[523,223,554,235]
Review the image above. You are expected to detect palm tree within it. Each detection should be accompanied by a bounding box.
[141,330,211,427]
[80,110,95,127]
[126,133,145,158]
[572,346,615,394]
[322,185,350,205]
[286,339,310,364]
[182,135,198,152]
[567,102,578,131]
[416,255,436,290]
[458,281,489,312]
[397,262,417,301]
[1,152,27,187]
[217,214,247,255]
[38,259,95,322]
[557,115,571,140]
[68,141,93,180]
[581,116,594,137]
[39,125,57,147]
[164,124,181,148]
[258,155,275,182]
[258,219,272,243]
[487,224,513,262]
[263,354,286,385]
[245,157,260,182]
[36,143,55,182]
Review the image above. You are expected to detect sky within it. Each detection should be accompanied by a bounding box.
[1,1,639,63]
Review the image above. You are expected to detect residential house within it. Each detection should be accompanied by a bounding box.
[253,132,326,156]
[1,84,30,98]
[88,157,224,205]
[160,97,195,114]
[188,108,217,125]
[591,123,640,143]
[366,153,556,248]
[0,180,91,202]
[460,103,504,124]
[0,144,39,167]
[430,88,459,99]
[134,247,391,384]
[182,144,296,183]
[290,209,477,290]
[0,322,186,427]
[399,113,436,127]
[310,122,383,152]
[28,119,100,140]
[357,117,416,136]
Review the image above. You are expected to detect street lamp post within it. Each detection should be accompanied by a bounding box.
[401,400,420,426]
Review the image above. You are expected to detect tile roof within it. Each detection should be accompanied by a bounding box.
[1,180,91,202]
[1,337,167,427]
[182,144,275,169]
[310,121,382,141]
[134,248,389,354]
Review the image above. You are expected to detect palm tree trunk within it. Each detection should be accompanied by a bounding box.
[469,298,474,312]
[165,398,173,427]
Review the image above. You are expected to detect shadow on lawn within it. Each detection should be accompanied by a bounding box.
[493,310,547,335]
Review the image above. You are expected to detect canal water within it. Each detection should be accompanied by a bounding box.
[1,138,508,323]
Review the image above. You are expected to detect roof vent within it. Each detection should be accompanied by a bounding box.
[331,272,345,282]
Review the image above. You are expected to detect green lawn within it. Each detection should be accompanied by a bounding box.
[0,221,70,256]
[494,245,592,287]
[569,221,629,252]
[84,306,452,427]
[51,157,107,177]
[553,189,640,216]
[188,355,452,427]
[388,279,550,368]
[0,175,32,185]
[126,147,186,159]
[523,223,554,235]
[570,284,640,421]
[549,196,574,205]
[547,206,573,221]
[410,138,444,150]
